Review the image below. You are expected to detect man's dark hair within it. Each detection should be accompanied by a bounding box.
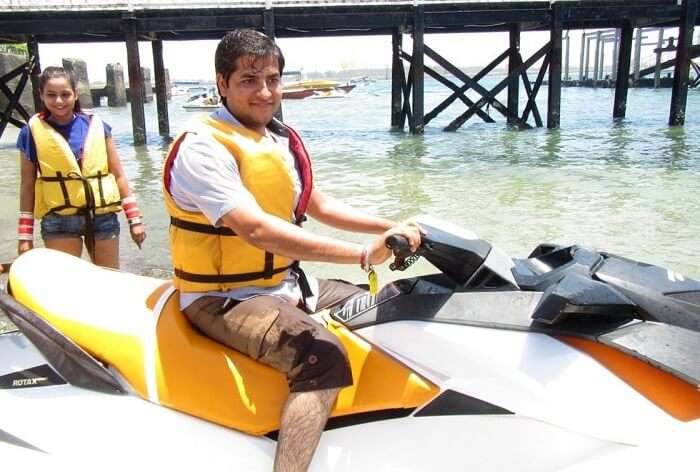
[215,29,285,85]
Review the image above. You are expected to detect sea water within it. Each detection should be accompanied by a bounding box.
[1,78,699,332]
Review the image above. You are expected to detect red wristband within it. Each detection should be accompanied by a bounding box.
[18,211,34,241]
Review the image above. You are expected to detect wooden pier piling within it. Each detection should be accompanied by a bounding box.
[124,17,146,145]
[508,24,521,127]
[391,28,403,131]
[613,21,634,119]
[411,6,425,134]
[547,4,563,129]
[26,37,41,112]
[152,39,170,136]
[670,0,698,126]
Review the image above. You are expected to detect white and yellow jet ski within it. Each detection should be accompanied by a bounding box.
[1,216,700,471]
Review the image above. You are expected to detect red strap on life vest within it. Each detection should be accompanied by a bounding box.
[284,124,314,222]
[163,132,189,194]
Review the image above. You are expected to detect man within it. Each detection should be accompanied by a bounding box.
[163,29,421,472]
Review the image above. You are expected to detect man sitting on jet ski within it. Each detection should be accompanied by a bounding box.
[162,29,422,472]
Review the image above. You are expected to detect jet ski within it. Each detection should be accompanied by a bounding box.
[1,216,700,471]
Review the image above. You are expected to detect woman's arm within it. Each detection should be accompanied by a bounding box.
[18,153,37,255]
[105,136,146,248]
[305,188,395,234]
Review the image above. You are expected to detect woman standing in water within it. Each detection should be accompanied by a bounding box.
[16,66,146,269]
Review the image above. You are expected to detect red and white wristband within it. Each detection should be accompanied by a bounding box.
[360,244,372,272]
[17,211,34,241]
[122,195,143,227]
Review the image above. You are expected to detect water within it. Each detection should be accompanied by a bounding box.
[1,79,699,332]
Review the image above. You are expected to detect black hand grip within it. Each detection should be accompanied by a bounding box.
[385,234,411,257]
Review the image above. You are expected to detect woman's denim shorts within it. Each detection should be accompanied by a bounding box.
[40,212,120,241]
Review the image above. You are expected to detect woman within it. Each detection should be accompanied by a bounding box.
[16,66,146,269]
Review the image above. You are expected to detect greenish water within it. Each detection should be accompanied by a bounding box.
[1,79,699,331]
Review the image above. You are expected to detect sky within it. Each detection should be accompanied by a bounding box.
[35,28,687,84]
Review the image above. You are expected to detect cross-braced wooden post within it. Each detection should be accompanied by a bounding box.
[0,56,34,140]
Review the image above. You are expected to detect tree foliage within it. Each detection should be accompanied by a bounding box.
[0,44,28,56]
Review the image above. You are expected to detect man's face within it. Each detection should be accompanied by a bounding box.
[217,55,282,134]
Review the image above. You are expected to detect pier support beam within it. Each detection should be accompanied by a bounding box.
[391,28,403,130]
[411,5,424,134]
[613,21,634,119]
[125,18,146,145]
[547,4,563,129]
[669,0,698,126]
[27,37,41,112]
[152,39,170,136]
[508,24,520,126]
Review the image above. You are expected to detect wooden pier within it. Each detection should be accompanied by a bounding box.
[0,0,698,143]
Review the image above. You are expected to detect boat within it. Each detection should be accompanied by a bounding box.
[282,79,356,99]
[2,215,700,470]
[281,88,316,100]
[182,88,220,110]
[310,90,348,99]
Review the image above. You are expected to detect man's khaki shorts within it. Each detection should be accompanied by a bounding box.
[183,279,363,393]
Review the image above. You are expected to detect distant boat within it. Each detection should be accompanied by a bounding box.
[282,79,356,100]
[182,88,220,110]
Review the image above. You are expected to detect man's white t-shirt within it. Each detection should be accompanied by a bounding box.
[169,106,316,310]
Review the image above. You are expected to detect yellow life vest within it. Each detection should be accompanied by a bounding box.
[30,113,121,218]
[163,116,314,292]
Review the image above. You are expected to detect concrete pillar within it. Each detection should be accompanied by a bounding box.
[105,63,127,107]
[141,67,153,103]
[62,58,93,108]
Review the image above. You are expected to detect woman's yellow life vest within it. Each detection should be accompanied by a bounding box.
[163,116,314,292]
[30,113,122,219]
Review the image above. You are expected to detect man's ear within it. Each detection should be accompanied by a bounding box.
[215,73,227,96]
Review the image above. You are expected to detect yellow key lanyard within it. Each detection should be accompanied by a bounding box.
[360,245,379,295]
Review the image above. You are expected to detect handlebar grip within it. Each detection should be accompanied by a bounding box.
[385,234,411,255]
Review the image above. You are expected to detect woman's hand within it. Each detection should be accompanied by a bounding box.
[129,223,146,249]
[367,221,423,266]
[18,240,33,256]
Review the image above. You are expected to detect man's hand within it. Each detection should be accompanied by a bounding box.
[367,221,423,265]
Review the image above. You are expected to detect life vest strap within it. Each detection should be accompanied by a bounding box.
[170,217,237,236]
[174,264,291,284]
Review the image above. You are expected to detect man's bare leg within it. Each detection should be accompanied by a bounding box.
[273,387,340,472]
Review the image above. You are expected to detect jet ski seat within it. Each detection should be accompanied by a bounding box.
[8,248,439,435]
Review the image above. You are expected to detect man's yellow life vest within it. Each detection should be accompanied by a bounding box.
[163,116,313,292]
[30,113,121,219]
